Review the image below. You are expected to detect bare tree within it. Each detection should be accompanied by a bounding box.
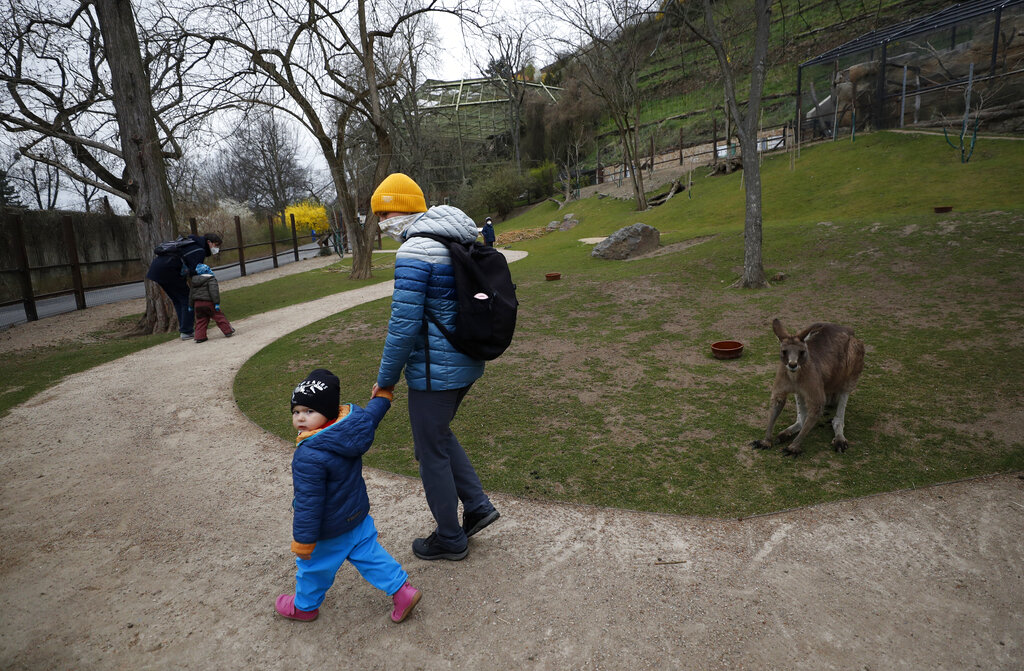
[210,109,308,226]
[183,0,477,280]
[671,0,772,289]
[6,142,64,209]
[479,14,535,171]
[93,0,181,331]
[544,79,602,204]
[379,14,434,180]
[0,0,223,332]
[541,0,656,211]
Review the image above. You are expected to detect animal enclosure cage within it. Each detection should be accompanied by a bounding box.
[796,0,1024,141]
[415,77,561,190]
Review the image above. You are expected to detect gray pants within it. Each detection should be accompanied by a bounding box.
[408,385,492,550]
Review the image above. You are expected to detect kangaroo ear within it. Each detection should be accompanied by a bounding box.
[799,324,823,342]
[771,318,788,341]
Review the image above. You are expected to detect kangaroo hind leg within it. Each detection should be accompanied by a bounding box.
[830,392,852,452]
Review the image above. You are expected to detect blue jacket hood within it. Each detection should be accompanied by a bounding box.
[404,205,479,244]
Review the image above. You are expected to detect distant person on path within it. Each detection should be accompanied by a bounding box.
[369,172,500,562]
[275,369,421,624]
[481,217,496,247]
[187,264,235,343]
[145,232,221,340]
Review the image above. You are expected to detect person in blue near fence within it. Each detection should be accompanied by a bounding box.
[145,232,221,340]
[369,173,500,562]
[481,217,496,247]
[275,368,422,624]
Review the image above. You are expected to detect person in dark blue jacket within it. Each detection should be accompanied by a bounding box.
[145,233,221,340]
[275,368,422,624]
[370,173,500,563]
[481,217,496,246]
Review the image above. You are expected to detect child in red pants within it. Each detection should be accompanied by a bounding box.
[188,263,235,343]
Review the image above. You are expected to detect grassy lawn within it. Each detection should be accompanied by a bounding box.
[236,132,1024,517]
[0,256,393,418]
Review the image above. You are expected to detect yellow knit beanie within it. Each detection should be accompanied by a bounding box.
[370,173,427,215]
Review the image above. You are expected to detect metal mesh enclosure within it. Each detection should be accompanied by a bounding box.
[797,0,1024,139]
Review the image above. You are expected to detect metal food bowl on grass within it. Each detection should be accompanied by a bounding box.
[711,340,744,359]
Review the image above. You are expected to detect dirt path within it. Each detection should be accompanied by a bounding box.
[1,251,1022,670]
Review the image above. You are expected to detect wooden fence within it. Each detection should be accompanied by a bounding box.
[0,213,334,323]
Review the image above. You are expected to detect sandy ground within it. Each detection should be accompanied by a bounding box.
[1,253,1023,670]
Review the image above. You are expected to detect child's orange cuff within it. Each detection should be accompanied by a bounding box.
[291,541,316,559]
[373,389,394,401]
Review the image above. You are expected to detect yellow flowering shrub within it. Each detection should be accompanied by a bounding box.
[284,201,330,233]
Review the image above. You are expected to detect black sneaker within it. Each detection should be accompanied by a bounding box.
[462,508,500,538]
[225,328,236,337]
[412,533,468,561]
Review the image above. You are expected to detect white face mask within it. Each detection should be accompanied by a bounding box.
[378,214,420,242]
[210,246,220,255]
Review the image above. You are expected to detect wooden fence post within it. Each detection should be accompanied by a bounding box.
[62,215,86,310]
[290,213,299,262]
[11,215,38,322]
[268,215,279,268]
[679,128,684,165]
[234,215,246,277]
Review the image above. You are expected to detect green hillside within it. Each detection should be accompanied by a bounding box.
[587,0,954,164]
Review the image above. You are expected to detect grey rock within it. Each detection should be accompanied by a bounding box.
[558,219,580,231]
[591,223,660,260]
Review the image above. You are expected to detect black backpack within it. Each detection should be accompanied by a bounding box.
[153,236,193,256]
[410,232,518,361]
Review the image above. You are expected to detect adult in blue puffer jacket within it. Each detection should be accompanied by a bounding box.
[371,173,500,562]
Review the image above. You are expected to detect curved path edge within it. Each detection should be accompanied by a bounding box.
[1,248,1022,670]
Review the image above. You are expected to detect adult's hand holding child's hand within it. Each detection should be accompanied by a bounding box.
[371,384,395,401]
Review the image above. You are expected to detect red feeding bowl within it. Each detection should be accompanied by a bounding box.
[545,272,561,281]
[711,340,744,359]
[933,206,953,213]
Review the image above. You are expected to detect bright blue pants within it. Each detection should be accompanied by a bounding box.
[294,515,407,612]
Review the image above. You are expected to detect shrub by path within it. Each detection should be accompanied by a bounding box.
[0,248,1021,670]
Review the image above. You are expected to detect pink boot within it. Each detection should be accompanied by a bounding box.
[390,582,421,623]
[275,594,319,622]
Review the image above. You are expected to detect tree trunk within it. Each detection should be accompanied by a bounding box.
[352,130,394,281]
[620,130,648,211]
[736,133,767,288]
[94,0,178,334]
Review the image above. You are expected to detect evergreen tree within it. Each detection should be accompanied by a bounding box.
[0,169,23,208]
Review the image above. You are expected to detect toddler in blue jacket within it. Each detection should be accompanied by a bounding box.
[275,368,421,624]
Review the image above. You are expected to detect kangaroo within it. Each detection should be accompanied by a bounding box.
[752,319,865,456]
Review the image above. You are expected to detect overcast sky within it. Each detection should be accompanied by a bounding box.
[425,11,483,81]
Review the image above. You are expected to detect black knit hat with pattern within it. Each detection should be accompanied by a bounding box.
[290,368,340,421]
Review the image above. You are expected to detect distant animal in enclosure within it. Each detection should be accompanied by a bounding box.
[752,319,865,456]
